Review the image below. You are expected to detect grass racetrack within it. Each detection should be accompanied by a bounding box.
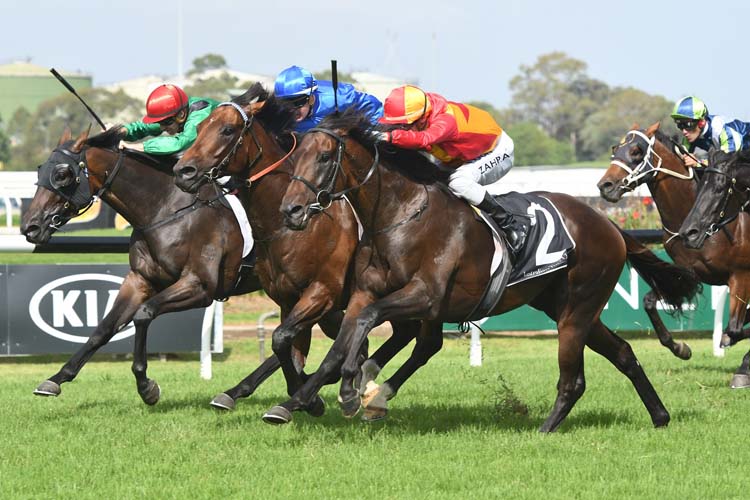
[1,334,748,499]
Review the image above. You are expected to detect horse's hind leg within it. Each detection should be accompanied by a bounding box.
[643,290,691,360]
[586,320,670,428]
[34,272,153,397]
[211,355,283,410]
[539,319,587,433]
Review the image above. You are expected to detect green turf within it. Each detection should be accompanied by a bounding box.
[0,336,747,499]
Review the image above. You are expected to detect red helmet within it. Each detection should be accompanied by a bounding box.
[379,85,432,125]
[142,84,188,124]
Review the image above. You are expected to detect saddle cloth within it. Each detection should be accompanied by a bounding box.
[499,191,576,286]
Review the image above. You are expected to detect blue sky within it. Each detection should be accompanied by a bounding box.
[3,0,749,119]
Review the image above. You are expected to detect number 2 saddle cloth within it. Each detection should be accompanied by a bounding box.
[501,191,576,286]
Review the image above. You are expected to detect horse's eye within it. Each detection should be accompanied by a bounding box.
[320,152,331,162]
[221,125,235,137]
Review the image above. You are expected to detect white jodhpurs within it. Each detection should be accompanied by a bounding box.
[447,131,514,205]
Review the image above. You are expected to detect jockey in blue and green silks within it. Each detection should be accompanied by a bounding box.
[273,65,383,132]
[671,96,750,167]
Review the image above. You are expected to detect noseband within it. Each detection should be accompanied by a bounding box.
[204,101,263,182]
[610,130,694,191]
[290,127,379,215]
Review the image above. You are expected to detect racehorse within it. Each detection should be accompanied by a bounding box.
[273,109,700,432]
[678,148,750,387]
[598,123,750,388]
[172,84,422,417]
[19,126,293,405]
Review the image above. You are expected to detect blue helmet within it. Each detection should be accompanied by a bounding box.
[274,65,318,99]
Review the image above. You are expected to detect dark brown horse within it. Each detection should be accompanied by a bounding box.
[20,126,276,405]
[272,109,700,432]
[679,148,750,387]
[598,123,750,388]
[172,84,422,418]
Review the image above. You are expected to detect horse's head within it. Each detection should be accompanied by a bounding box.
[21,127,92,244]
[174,99,265,193]
[281,128,347,230]
[679,149,750,249]
[598,122,671,202]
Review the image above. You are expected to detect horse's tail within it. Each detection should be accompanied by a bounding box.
[617,226,702,314]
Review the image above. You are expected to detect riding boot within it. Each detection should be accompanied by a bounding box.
[476,193,527,255]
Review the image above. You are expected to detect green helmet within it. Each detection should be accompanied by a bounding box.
[671,96,708,120]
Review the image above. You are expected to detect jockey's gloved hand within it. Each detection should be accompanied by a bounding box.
[372,131,391,143]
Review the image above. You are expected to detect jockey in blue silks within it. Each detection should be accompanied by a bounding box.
[273,65,383,132]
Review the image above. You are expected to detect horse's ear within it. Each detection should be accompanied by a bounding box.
[58,126,73,146]
[630,123,640,130]
[71,123,92,152]
[245,96,265,115]
[645,122,660,137]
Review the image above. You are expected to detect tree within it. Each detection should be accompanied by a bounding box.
[504,121,574,166]
[184,72,254,102]
[508,52,609,159]
[314,69,359,86]
[187,53,227,76]
[0,118,10,167]
[578,88,676,161]
[7,88,141,170]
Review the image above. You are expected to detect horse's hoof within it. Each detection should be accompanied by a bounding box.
[362,407,388,422]
[305,395,326,418]
[262,406,293,425]
[359,359,381,394]
[674,342,692,360]
[338,391,361,418]
[720,334,734,348]
[34,380,61,397]
[730,374,750,389]
[210,393,236,411]
[140,380,161,406]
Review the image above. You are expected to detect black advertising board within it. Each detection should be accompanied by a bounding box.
[2,265,204,355]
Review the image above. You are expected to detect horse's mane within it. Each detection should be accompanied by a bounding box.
[232,82,297,150]
[654,129,689,158]
[84,127,177,174]
[317,108,451,185]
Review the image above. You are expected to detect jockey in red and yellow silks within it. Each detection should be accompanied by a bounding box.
[378,85,525,253]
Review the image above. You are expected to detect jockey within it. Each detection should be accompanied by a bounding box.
[119,84,220,155]
[377,85,526,253]
[274,65,383,132]
[671,95,750,167]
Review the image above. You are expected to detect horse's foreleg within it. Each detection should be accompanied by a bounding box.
[269,283,335,412]
[643,290,691,360]
[131,274,214,405]
[586,320,670,428]
[338,282,433,417]
[360,320,421,392]
[35,272,153,397]
[730,350,750,389]
[721,279,750,348]
[362,321,443,421]
[262,291,374,425]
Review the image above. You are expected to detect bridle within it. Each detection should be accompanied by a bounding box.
[289,127,379,214]
[610,130,694,192]
[202,101,297,187]
[698,162,750,236]
[36,145,126,228]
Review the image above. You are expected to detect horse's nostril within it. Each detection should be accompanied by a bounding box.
[179,165,197,179]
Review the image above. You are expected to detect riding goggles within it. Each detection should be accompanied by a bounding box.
[675,119,700,131]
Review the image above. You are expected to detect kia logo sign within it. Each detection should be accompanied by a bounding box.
[28,273,134,343]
